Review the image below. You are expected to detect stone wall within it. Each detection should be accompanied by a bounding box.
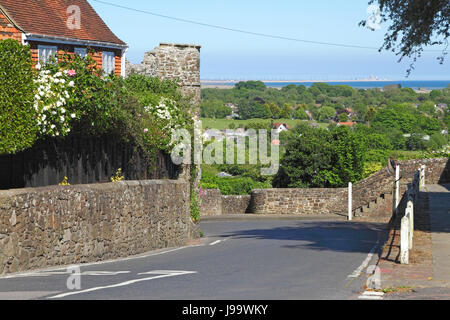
[198,159,449,218]
[199,190,251,216]
[351,158,449,214]
[222,195,251,215]
[199,189,223,217]
[249,188,348,215]
[126,43,201,106]
[0,179,191,275]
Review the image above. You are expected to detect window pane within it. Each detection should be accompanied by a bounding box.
[75,48,87,57]
[38,46,57,65]
[102,51,115,74]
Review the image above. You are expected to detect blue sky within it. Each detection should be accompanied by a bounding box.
[89,0,449,80]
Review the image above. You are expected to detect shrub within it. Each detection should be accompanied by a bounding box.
[0,39,38,154]
[273,124,366,188]
[200,170,271,195]
[34,65,76,137]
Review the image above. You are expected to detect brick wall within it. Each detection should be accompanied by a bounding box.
[27,41,123,76]
[0,179,191,275]
[0,13,21,41]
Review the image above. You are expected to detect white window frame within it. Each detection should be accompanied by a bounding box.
[102,51,115,74]
[38,45,58,65]
[74,47,87,58]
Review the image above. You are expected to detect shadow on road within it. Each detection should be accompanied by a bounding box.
[215,221,387,254]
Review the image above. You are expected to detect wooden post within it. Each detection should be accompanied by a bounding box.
[348,182,353,221]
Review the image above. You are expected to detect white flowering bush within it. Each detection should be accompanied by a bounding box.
[33,65,76,137]
[143,97,189,150]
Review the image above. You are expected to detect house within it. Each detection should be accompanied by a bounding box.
[305,110,314,121]
[272,123,290,133]
[0,0,128,77]
[437,104,448,112]
[337,122,355,128]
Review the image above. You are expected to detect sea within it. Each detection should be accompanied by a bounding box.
[202,80,450,90]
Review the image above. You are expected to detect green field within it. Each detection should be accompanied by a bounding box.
[199,118,329,130]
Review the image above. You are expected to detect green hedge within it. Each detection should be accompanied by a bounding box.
[0,39,37,154]
[200,174,271,195]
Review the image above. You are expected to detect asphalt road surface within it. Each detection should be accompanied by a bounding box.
[0,219,385,300]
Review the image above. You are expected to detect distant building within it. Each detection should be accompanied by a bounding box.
[226,103,239,114]
[437,104,448,112]
[337,122,355,128]
[272,123,290,133]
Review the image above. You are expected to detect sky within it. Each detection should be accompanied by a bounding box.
[89,0,449,80]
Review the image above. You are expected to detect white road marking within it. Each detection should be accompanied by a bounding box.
[48,270,198,299]
[1,244,205,280]
[1,270,130,279]
[358,291,384,300]
[348,240,379,278]
[137,270,196,275]
[209,238,229,246]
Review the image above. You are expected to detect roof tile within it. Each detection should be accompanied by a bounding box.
[0,0,126,45]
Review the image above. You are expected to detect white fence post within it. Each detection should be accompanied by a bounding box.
[420,165,426,189]
[406,199,414,250]
[348,182,353,221]
[394,164,400,215]
[400,213,410,264]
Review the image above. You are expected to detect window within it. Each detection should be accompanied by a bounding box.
[102,51,115,74]
[38,45,58,65]
[74,47,87,58]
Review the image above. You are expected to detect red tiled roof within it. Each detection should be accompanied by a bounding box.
[338,122,355,127]
[0,0,126,46]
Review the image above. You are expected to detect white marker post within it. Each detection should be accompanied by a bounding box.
[407,198,414,250]
[395,165,400,215]
[348,182,353,221]
[400,213,409,265]
[420,165,426,189]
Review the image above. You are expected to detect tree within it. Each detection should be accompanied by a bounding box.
[281,104,292,119]
[0,39,38,154]
[338,113,349,122]
[273,125,366,188]
[360,0,449,75]
[318,106,336,122]
[235,81,266,91]
[295,108,308,120]
[200,100,232,118]
[406,133,427,150]
[364,106,377,125]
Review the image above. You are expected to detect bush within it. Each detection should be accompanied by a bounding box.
[200,172,271,195]
[0,39,38,154]
[273,124,366,188]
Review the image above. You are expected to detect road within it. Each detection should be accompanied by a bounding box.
[0,219,385,300]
